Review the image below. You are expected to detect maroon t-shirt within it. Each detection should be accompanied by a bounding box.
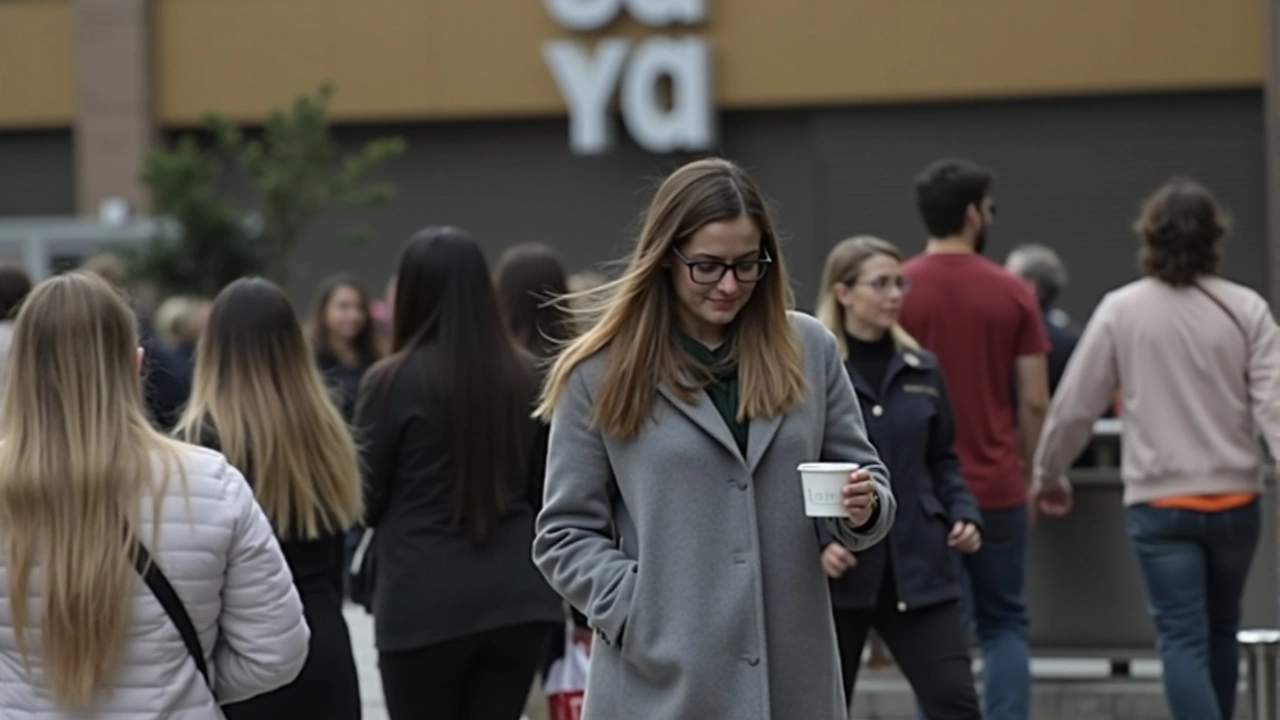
[899,253,1051,510]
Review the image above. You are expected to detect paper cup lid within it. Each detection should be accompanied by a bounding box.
[797,462,860,472]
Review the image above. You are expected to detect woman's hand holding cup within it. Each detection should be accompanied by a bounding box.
[842,467,878,528]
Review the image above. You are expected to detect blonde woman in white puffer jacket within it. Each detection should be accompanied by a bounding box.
[0,271,309,719]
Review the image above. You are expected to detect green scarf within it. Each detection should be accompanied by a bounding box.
[678,331,748,455]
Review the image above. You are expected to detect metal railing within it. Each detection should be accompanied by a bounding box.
[1240,630,1280,720]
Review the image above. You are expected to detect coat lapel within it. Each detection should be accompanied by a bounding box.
[657,383,744,463]
[880,352,912,395]
[745,412,784,474]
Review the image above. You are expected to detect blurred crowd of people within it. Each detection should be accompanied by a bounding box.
[0,155,1273,720]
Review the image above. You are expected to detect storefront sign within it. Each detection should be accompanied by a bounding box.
[542,0,715,156]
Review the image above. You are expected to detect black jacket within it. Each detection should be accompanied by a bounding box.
[354,350,562,652]
[823,346,982,612]
[1043,307,1080,396]
[316,350,372,424]
[138,318,191,431]
[197,426,362,720]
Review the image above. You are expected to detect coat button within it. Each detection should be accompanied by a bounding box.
[872,405,884,417]
[897,601,907,612]
[744,655,760,666]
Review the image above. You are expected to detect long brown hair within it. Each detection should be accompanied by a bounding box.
[536,158,806,435]
[178,278,363,540]
[370,227,531,545]
[816,235,919,359]
[494,243,574,359]
[0,272,183,706]
[307,274,384,363]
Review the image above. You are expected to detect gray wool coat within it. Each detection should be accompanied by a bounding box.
[533,312,896,720]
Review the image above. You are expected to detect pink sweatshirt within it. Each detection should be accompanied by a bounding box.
[1033,276,1280,505]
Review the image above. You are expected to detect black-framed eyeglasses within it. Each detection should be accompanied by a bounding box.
[672,248,772,285]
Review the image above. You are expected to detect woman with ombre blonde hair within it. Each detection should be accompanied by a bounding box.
[0,271,308,718]
[531,158,896,720]
[178,277,364,720]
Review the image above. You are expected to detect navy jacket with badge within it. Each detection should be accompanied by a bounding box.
[822,344,982,612]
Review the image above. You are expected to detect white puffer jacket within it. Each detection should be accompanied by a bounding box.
[0,444,310,719]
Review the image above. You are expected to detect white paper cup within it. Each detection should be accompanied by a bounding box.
[797,462,859,517]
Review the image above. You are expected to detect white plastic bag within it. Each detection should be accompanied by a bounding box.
[544,621,590,720]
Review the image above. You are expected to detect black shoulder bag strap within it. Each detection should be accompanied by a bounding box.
[1193,281,1251,384]
[130,539,211,688]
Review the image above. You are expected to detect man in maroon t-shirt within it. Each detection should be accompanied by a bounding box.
[898,158,1050,720]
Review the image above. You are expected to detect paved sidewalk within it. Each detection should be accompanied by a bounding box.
[345,604,386,720]
[345,604,1217,720]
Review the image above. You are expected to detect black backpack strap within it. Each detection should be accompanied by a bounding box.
[1193,282,1251,384]
[131,540,211,687]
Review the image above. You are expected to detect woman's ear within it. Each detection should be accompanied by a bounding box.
[832,282,854,307]
[134,346,145,377]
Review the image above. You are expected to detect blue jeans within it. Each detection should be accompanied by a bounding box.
[1127,498,1261,720]
[918,504,1030,720]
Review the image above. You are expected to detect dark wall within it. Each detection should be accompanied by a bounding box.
[811,91,1266,322]
[0,130,75,217]
[289,90,1265,322]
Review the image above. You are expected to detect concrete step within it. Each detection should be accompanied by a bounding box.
[849,667,1248,720]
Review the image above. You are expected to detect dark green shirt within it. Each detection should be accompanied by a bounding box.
[678,331,749,455]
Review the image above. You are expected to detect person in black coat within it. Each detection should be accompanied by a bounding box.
[354,227,562,720]
[307,274,384,596]
[1005,243,1111,468]
[177,277,365,720]
[492,243,594,681]
[78,253,192,431]
[816,236,984,719]
[308,275,383,422]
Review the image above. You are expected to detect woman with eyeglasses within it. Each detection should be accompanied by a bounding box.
[532,158,896,720]
[815,236,983,719]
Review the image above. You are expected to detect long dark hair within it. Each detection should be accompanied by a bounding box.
[0,265,32,320]
[494,243,573,360]
[375,227,531,544]
[307,274,383,364]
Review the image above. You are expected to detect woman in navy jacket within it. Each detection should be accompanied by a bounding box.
[816,236,983,719]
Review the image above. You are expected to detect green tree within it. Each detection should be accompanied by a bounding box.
[131,84,405,295]
[132,134,263,298]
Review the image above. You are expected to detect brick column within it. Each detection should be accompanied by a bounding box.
[74,0,154,216]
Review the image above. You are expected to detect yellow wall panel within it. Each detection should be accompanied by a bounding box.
[0,0,75,128]
[715,0,1264,106]
[5,0,1261,128]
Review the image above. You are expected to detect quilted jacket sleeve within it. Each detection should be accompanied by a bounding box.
[211,464,310,703]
